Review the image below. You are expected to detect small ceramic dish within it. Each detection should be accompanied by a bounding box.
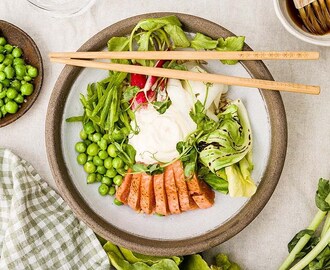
[46,13,287,256]
[0,20,43,128]
[274,0,330,46]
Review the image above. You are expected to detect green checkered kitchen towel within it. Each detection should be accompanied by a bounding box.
[0,148,110,270]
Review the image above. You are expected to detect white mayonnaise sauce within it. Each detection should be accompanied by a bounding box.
[129,66,226,164]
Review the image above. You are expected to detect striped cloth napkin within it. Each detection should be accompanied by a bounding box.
[0,148,110,270]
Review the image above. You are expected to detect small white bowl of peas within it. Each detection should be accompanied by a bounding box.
[0,20,43,128]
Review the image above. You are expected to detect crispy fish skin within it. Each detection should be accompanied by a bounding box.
[172,160,198,211]
[127,173,142,212]
[164,164,181,214]
[153,173,170,216]
[140,173,155,214]
[187,174,215,209]
[115,169,132,204]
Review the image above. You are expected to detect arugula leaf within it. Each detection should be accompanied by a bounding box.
[216,36,245,65]
[107,37,130,52]
[315,178,330,211]
[152,100,172,114]
[190,33,218,50]
[122,86,139,102]
[164,24,190,48]
[137,15,182,31]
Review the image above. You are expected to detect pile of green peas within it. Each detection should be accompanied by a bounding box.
[75,121,129,205]
[0,36,38,118]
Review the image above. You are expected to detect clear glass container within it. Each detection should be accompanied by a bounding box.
[26,0,96,17]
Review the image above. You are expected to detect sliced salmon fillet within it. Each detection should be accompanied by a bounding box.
[164,165,181,214]
[187,174,215,209]
[172,160,198,211]
[153,173,169,216]
[116,169,133,204]
[140,173,155,214]
[127,173,142,212]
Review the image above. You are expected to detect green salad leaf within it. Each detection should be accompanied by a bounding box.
[225,152,256,197]
[152,100,172,114]
[108,37,130,52]
[198,168,228,194]
[164,24,190,48]
[198,99,252,174]
[180,255,211,270]
[190,33,218,50]
[216,36,245,65]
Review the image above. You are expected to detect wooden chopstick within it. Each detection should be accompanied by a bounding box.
[49,51,320,60]
[49,57,320,95]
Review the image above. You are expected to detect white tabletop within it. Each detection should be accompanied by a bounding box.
[1,0,330,269]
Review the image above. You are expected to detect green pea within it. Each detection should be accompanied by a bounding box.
[14,65,26,77]
[75,142,86,153]
[80,130,87,140]
[4,97,10,103]
[14,94,24,104]
[96,173,102,182]
[0,64,5,71]
[106,168,117,178]
[87,173,96,184]
[98,138,108,150]
[121,127,130,137]
[98,150,108,160]
[3,56,13,66]
[93,156,103,166]
[101,176,112,186]
[11,79,21,90]
[0,46,4,54]
[113,175,123,186]
[111,129,124,141]
[84,121,95,134]
[0,71,5,81]
[27,66,38,78]
[107,144,117,158]
[97,165,106,175]
[2,79,10,87]
[23,75,32,82]
[108,186,116,196]
[5,101,18,114]
[12,47,22,58]
[84,139,92,146]
[87,155,93,161]
[0,99,3,107]
[98,184,109,196]
[0,54,4,63]
[6,88,18,99]
[112,157,124,169]
[87,143,99,156]
[116,168,127,176]
[4,66,15,79]
[114,198,123,206]
[84,161,96,174]
[0,37,6,46]
[1,106,6,117]
[0,90,6,99]
[88,134,94,141]
[4,44,13,53]
[124,164,129,170]
[20,83,34,96]
[102,134,110,143]
[92,132,102,142]
[104,157,113,169]
[77,153,87,165]
[13,58,25,66]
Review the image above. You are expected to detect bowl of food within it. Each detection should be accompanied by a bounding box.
[274,0,330,46]
[0,20,43,128]
[46,13,287,256]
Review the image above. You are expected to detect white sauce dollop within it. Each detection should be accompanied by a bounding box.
[129,66,226,164]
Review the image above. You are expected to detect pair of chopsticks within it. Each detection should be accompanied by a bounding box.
[49,51,320,95]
